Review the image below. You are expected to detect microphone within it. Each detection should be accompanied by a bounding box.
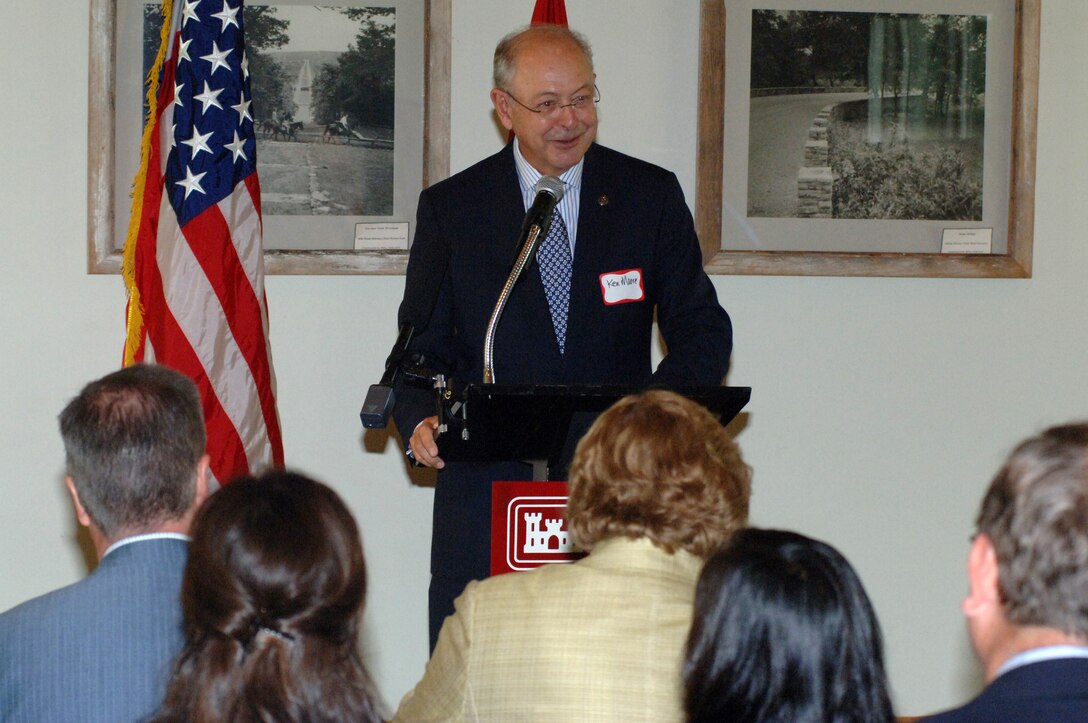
[514,176,565,265]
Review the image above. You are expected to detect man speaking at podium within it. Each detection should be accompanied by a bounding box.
[392,24,732,648]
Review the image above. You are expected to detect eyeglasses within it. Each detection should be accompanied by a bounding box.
[501,85,601,119]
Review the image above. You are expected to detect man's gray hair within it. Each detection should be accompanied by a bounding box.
[493,24,594,90]
[59,364,206,538]
[977,422,1088,637]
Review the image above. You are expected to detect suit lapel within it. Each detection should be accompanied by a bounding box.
[492,148,527,256]
[566,145,613,362]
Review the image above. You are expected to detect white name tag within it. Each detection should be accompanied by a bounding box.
[599,268,645,305]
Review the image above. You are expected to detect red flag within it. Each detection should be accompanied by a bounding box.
[531,0,568,26]
[122,0,283,485]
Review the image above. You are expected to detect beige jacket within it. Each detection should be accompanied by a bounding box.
[392,536,703,723]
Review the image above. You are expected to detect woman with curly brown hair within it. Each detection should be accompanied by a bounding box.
[393,389,751,722]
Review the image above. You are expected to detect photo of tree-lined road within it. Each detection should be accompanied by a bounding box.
[143,4,395,218]
[747,10,986,222]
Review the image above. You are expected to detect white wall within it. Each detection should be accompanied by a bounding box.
[0,0,1083,716]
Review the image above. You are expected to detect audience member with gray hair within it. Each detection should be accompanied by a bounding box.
[0,364,209,723]
[923,422,1088,721]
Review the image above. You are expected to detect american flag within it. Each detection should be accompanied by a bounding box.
[122,0,283,484]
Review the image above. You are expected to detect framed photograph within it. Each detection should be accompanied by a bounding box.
[88,0,450,274]
[694,0,1039,276]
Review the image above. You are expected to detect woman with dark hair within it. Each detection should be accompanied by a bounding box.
[683,528,895,723]
[151,470,382,723]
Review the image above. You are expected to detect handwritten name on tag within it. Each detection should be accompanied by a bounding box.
[599,268,645,305]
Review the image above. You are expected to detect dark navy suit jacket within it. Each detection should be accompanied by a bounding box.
[392,142,732,644]
[0,537,187,723]
[922,657,1088,722]
[395,142,731,400]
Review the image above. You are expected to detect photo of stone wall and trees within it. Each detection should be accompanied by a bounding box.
[746,10,987,222]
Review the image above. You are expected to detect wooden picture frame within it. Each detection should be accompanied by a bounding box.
[87,0,450,275]
[695,0,1039,277]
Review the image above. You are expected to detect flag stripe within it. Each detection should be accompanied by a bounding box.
[159,203,263,468]
[138,211,251,482]
[176,186,280,469]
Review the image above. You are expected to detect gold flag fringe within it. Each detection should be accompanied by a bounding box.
[122,0,174,366]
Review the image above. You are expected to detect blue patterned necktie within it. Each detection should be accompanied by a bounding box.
[537,209,572,355]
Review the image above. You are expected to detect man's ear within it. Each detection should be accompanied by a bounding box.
[963,532,1001,618]
[65,476,92,528]
[490,88,515,131]
[193,454,211,507]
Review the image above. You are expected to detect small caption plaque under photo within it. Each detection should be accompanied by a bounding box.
[940,228,992,255]
[354,222,410,250]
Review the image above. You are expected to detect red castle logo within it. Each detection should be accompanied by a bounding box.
[491,482,585,575]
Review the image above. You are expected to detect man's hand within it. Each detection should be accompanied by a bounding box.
[409,416,445,469]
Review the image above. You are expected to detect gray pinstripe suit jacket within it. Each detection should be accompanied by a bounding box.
[0,537,187,723]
